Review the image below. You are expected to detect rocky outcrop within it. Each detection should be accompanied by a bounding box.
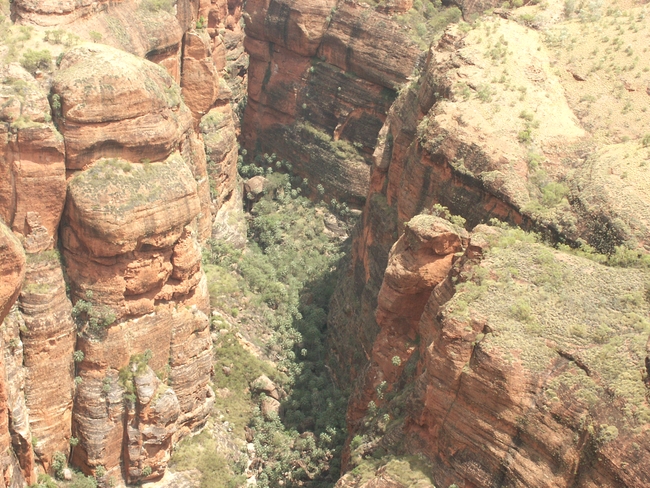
[0,0,245,483]
[0,224,28,487]
[11,0,114,26]
[330,9,650,488]
[18,253,75,471]
[0,65,66,254]
[44,44,216,484]
[52,44,193,170]
[3,308,35,486]
[346,216,467,426]
[341,219,650,488]
[329,18,590,385]
[242,0,421,205]
[181,31,221,120]
[0,224,25,324]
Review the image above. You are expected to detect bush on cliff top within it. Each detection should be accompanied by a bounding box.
[20,49,52,74]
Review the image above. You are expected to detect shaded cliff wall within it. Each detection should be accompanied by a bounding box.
[241,0,422,206]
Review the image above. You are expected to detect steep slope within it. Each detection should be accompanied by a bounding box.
[339,222,650,487]
[241,0,422,205]
[328,0,650,485]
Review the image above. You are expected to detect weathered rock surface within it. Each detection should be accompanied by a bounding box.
[0,224,25,324]
[342,220,650,488]
[0,66,66,254]
[331,8,650,488]
[0,225,28,487]
[200,105,240,216]
[2,308,35,485]
[18,253,75,471]
[242,0,421,205]
[181,31,221,120]
[347,216,467,426]
[0,0,246,484]
[52,44,193,169]
[11,0,114,26]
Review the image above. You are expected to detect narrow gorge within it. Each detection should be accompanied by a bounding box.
[0,0,649,487]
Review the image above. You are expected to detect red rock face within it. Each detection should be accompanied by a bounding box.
[340,217,650,487]
[242,0,421,205]
[0,0,243,482]
[11,0,118,26]
[0,65,66,254]
[0,224,25,325]
[346,216,468,429]
[47,45,217,484]
[181,31,221,120]
[18,255,76,472]
[330,16,650,487]
[0,224,30,487]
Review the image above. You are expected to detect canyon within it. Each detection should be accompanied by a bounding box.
[0,0,649,487]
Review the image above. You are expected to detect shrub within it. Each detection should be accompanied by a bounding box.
[20,49,52,74]
[541,182,569,207]
[509,299,532,322]
[642,133,650,147]
[35,474,57,488]
[52,451,67,479]
[141,0,174,12]
[71,291,116,336]
[70,474,97,488]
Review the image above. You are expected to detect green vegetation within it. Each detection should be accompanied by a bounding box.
[140,0,175,13]
[393,0,463,50]
[171,429,245,488]
[69,156,191,216]
[71,291,116,338]
[195,152,353,487]
[448,226,650,433]
[89,31,103,43]
[43,29,79,46]
[20,49,52,74]
[346,456,435,487]
[118,350,153,403]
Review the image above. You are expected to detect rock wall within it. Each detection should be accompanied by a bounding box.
[241,0,422,206]
[0,0,245,484]
[329,11,650,488]
[338,219,650,488]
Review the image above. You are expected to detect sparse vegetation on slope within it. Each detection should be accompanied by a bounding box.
[174,154,355,487]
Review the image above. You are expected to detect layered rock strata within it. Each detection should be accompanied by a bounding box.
[242,0,421,205]
[49,45,215,484]
[0,224,28,487]
[1,0,245,483]
[0,65,66,254]
[340,220,650,487]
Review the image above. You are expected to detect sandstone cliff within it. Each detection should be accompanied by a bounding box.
[0,0,245,483]
[241,0,422,205]
[338,220,650,488]
[329,1,650,486]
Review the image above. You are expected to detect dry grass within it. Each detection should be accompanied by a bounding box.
[446,227,650,427]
